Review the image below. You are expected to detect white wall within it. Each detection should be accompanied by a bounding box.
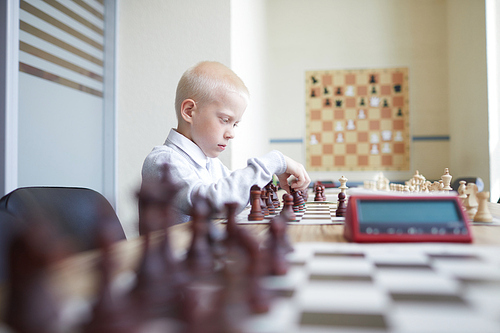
[230,0,269,169]
[486,0,500,202]
[447,0,489,190]
[265,0,454,184]
[117,0,231,237]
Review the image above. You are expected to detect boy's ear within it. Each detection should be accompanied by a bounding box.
[180,99,196,124]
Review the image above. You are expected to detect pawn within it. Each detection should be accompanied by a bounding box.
[474,192,493,222]
[291,188,305,212]
[314,184,325,202]
[185,196,215,277]
[280,193,296,222]
[266,215,291,276]
[261,189,270,216]
[248,185,264,221]
[265,187,275,215]
[336,192,347,217]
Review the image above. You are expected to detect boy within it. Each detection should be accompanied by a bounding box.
[142,61,310,223]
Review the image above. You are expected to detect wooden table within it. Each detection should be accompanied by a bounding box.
[2,202,499,326]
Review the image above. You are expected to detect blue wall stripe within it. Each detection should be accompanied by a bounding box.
[412,135,450,141]
[269,138,304,144]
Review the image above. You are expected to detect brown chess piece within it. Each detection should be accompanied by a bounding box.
[261,189,270,216]
[248,185,265,221]
[266,215,291,276]
[5,218,70,333]
[280,193,296,222]
[314,183,325,202]
[336,192,347,217]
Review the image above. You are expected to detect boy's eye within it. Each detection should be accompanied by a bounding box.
[221,118,230,123]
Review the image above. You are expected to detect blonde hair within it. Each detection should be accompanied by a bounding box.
[175,61,249,119]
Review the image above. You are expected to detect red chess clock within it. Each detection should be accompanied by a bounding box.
[344,194,473,243]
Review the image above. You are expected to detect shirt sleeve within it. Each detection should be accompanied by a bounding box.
[142,147,287,218]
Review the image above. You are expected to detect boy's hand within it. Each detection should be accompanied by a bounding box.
[277,156,311,193]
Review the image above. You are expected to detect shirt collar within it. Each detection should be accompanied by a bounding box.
[165,129,209,169]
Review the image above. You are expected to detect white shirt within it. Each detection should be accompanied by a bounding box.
[142,129,287,223]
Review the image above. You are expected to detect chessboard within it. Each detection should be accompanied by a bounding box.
[236,201,345,225]
[244,242,500,333]
[305,67,410,171]
[233,184,347,225]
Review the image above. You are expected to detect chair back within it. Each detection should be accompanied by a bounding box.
[0,211,21,282]
[0,187,126,252]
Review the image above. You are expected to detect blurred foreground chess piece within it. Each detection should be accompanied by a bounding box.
[5,217,71,333]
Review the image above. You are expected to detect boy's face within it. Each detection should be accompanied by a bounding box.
[190,91,247,158]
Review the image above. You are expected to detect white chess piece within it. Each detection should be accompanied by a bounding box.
[381,130,392,141]
[339,175,348,194]
[335,121,343,131]
[382,143,391,153]
[474,192,493,222]
[358,109,366,119]
[370,144,379,154]
[370,134,379,144]
[336,133,344,143]
[394,131,403,141]
[346,119,355,130]
[441,168,453,192]
[310,135,319,145]
[345,85,355,96]
[370,96,380,107]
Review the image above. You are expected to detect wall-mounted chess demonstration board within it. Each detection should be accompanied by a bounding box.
[305,67,410,171]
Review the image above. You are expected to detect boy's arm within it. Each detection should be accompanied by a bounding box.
[142,148,310,217]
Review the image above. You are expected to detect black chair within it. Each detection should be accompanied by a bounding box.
[0,187,126,252]
[451,177,484,192]
[0,210,21,282]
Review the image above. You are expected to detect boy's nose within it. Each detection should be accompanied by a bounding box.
[225,128,235,139]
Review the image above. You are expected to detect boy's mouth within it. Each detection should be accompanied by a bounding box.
[218,144,226,151]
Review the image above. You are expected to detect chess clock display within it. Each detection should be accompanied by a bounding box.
[344,194,473,243]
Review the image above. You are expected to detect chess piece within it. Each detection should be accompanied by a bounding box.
[261,189,270,216]
[138,163,180,235]
[266,215,291,276]
[5,218,70,333]
[185,196,215,277]
[346,119,355,130]
[464,183,479,220]
[338,175,348,194]
[335,121,343,131]
[85,232,142,333]
[291,188,305,212]
[474,192,493,222]
[441,168,453,192]
[336,192,347,217]
[457,180,468,211]
[248,185,264,221]
[271,183,280,208]
[280,193,296,221]
[336,133,344,143]
[314,184,324,202]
